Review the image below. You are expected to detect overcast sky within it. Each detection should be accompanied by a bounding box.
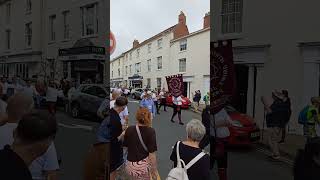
[110,0,210,59]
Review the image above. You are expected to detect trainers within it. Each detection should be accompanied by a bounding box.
[179,122,184,125]
[171,119,175,123]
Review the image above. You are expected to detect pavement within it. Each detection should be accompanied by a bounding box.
[52,99,296,179]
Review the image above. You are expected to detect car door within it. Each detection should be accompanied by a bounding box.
[81,86,97,113]
[93,86,107,114]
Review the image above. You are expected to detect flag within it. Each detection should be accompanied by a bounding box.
[211,40,236,114]
[166,74,184,97]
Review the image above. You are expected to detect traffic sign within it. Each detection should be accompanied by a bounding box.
[110,31,116,55]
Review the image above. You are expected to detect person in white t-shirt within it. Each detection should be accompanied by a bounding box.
[123,88,130,98]
[211,108,232,180]
[152,91,160,114]
[22,80,38,99]
[46,81,58,115]
[170,95,185,125]
[0,93,60,180]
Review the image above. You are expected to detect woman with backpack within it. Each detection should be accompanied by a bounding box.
[169,119,210,180]
[123,107,159,180]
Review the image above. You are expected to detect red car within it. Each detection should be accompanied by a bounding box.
[225,106,260,146]
[166,95,192,109]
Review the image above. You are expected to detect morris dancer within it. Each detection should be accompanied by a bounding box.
[170,95,184,125]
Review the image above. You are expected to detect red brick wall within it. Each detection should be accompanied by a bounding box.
[173,24,189,39]
[203,14,210,29]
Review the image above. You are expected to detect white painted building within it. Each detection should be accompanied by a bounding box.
[212,0,320,134]
[110,11,210,100]
[0,0,108,83]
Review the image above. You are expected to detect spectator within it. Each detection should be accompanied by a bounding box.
[22,80,38,100]
[261,91,287,160]
[193,90,201,112]
[1,77,8,101]
[152,90,160,114]
[279,90,292,143]
[123,107,159,179]
[199,105,211,150]
[0,110,57,180]
[0,94,59,180]
[46,81,58,115]
[0,83,7,114]
[170,119,210,180]
[303,97,320,143]
[140,91,156,122]
[294,137,320,180]
[109,96,128,180]
[203,92,210,106]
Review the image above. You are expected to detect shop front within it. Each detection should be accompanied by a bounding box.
[128,74,143,88]
[58,39,106,85]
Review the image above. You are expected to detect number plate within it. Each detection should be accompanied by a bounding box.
[250,132,260,138]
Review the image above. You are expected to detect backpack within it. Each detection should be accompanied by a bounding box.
[298,106,310,125]
[166,141,206,180]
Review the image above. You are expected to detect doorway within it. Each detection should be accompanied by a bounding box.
[233,64,249,113]
[183,82,188,97]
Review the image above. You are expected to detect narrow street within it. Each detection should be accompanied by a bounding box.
[54,99,293,179]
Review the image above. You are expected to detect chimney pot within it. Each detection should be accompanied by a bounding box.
[203,12,210,29]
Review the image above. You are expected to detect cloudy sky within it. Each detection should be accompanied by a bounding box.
[110,0,210,59]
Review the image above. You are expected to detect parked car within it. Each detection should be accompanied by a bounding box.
[225,106,260,146]
[131,88,144,99]
[166,95,192,109]
[69,84,109,120]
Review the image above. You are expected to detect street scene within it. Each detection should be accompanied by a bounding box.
[0,0,320,179]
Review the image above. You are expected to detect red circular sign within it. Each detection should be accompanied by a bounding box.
[110,31,116,55]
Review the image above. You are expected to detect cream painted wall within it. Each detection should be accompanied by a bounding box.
[212,0,320,134]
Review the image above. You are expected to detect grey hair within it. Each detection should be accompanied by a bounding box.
[186,119,206,142]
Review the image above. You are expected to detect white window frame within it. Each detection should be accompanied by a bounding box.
[63,11,70,40]
[180,39,187,51]
[118,68,120,76]
[111,71,113,78]
[157,78,161,88]
[81,3,98,37]
[179,58,186,72]
[49,15,56,41]
[125,66,128,75]
[136,48,140,58]
[148,43,152,53]
[221,0,243,34]
[147,59,151,72]
[25,22,32,47]
[157,38,163,49]
[129,52,132,60]
[129,65,132,74]
[135,62,141,73]
[157,56,162,70]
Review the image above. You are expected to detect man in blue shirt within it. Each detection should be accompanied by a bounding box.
[140,91,156,120]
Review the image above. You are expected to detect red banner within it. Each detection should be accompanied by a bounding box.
[211,40,236,113]
[166,74,184,97]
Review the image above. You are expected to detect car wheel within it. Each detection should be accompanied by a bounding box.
[71,103,80,118]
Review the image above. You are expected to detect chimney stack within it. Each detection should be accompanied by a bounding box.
[133,39,139,48]
[203,12,210,29]
[178,11,186,25]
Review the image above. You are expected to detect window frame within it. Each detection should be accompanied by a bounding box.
[6,3,11,24]
[157,38,163,49]
[221,0,243,34]
[179,39,187,51]
[49,15,56,41]
[148,43,152,53]
[63,11,70,40]
[157,56,162,70]
[25,22,32,47]
[81,3,98,37]
[147,59,151,72]
[156,78,161,88]
[26,0,32,14]
[5,30,11,50]
[179,58,187,72]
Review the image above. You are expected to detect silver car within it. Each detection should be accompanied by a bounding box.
[69,84,109,120]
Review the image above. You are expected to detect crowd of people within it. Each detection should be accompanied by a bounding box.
[90,87,211,180]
